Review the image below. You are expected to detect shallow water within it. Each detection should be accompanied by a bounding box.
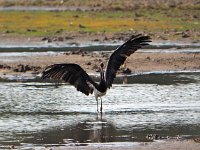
[1,42,200,52]
[0,72,200,148]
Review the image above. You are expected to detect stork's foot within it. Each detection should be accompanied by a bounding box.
[97,108,99,114]
[97,109,102,114]
[96,107,102,116]
[100,98,103,114]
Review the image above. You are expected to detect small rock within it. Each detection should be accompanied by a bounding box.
[79,24,86,28]
[86,62,92,65]
[52,37,58,41]
[182,32,190,38]
[122,68,132,74]
[1,65,11,70]
[135,12,142,17]
[10,145,15,149]
[92,64,99,71]
[133,18,140,21]
[98,59,102,62]
[192,15,198,19]
[93,39,100,42]
[24,65,31,71]
[68,42,79,46]
[192,40,199,43]
[64,52,70,55]
[193,137,200,143]
[72,50,82,55]
[27,29,37,32]
[104,36,108,40]
[73,15,79,18]
[146,56,151,60]
[146,134,160,140]
[13,64,34,72]
[57,37,64,41]
[0,64,3,69]
[168,3,176,8]
[17,64,25,72]
[55,29,63,34]
[47,39,52,43]
[41,37,52,43]
[65,36,73,40]
[13,68,19,72]
[157,35,168,40]
[5,30,14,34]
[41,37,48,41]
[174,31,182,35]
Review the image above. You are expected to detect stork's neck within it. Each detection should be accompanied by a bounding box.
[99,63,105,82]
[100,70,105,81]
[98,68,107,92]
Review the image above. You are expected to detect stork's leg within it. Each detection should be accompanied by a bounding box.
[100,97,103,113]
[96,97,99,113]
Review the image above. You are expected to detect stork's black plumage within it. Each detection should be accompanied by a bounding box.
[105,34,150,88]
[41,64,98,95]
[41,34,151,113]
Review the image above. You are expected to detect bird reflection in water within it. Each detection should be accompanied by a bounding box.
[22,117,116,145]
[70,118,116,143]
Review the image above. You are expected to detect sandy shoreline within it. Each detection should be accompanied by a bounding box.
[13,139,200,150]
[55,140,200,150]
[59,140,200,150]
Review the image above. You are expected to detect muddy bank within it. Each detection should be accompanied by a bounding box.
[52,139,200,150]
[12,139,200,150]
[0,48,200,81]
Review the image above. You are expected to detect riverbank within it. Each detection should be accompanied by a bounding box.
[12,138,200,150]
[0,44,200,81]
[54,139,200,150]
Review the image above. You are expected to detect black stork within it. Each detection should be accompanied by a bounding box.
[41,34,151,113]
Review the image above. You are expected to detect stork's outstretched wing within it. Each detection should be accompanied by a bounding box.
[41,64,98,95]
[105,34,151,88]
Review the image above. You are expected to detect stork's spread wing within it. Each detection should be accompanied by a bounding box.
[105,34,151,88]
[41,64,98,95]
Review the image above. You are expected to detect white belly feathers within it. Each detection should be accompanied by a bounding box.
[94,87,107,98]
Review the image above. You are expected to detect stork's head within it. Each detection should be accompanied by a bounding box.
[99,62,105,80]
[99,62,104,72]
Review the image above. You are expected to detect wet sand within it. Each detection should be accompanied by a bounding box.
[36,139,200,150]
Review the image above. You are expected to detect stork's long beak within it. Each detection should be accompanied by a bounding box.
[98,62,104,71]
[98,66,103,72]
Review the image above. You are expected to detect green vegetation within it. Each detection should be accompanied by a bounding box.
[0,0,199,9]
[0,8,199,39]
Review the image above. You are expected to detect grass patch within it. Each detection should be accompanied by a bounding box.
[0,0,199,10]
[0,9,199,37]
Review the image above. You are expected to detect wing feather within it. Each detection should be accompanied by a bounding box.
[41,63,98,95]
[105,34,151,88]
